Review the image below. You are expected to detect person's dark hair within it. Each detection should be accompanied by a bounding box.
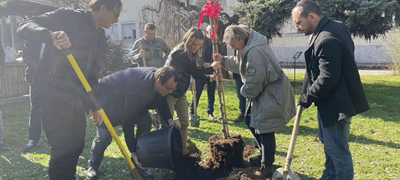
[89,0,122,11]
[144,23,156,30]
[154,66,179,84]
[295,0,322,17]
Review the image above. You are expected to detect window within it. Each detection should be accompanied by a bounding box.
[122,23,136,41]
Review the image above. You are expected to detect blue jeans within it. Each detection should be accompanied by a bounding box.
[233,73,245,114]
[28,85,42,142]
[317,112,353,180]
[189,77,216,115]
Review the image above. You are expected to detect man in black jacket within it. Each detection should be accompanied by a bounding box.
[22,42,45,152]
[16,0,122,179]
[292,1,369,180]
[86,66,180,179]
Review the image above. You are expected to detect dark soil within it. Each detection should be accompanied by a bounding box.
[242,145,255,159]
[173,134,245,180]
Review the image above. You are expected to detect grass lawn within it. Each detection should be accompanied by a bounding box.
[0,74,399,180]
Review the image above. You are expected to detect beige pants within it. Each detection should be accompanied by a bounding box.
[166,94,189,152]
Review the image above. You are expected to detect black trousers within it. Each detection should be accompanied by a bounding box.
[40,98,86,180]
[245,110,276,166]
[88,112,152,168]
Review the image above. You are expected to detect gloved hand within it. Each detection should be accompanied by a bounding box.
[298,93,312,108]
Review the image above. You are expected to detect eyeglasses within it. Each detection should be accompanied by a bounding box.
[163,84,177,93]
[111,9,120,18]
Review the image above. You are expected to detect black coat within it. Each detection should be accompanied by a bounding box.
[23,41,43,83]
[98,67,172,127]
[97,67,172,152]
[17,8,107,110]
[165,45,210,98]
[299,17,369,127]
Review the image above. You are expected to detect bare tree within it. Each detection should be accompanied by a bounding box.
[140,0,231,48]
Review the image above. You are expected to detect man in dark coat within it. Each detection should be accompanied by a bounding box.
[22,42,45,152]
[292,1,369,180]
[16,0,122,179]
[86,66,180,179]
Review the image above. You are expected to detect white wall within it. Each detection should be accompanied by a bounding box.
[104,0,158,52]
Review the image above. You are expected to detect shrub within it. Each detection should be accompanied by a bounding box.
[383,31,400,75]
[100,40,131,77]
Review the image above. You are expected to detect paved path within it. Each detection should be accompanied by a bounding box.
[283,68,391,75]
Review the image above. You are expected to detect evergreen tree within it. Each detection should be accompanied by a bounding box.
[234,0,400,40]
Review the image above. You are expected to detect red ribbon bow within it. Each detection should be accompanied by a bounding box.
[197,0,220,40]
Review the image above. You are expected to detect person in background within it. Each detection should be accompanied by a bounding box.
[292,1,369,179]
[131,22,171,68]
[0,41,9,153]
[189,25,216,122]
[212,25,296,179]
[22,42,45,152]
[16,0,122,179]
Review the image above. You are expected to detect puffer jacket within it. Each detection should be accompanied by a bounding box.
[222,30,296,134]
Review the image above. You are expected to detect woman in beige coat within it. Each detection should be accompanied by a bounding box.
[212,25,296,179]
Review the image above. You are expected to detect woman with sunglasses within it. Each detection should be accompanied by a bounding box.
[165,27,215,154]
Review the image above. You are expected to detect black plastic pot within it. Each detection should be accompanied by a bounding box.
[136,126,182,169]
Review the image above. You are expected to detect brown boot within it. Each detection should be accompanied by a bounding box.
[260,164,273,180]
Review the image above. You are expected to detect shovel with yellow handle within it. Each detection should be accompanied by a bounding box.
[64,49,142,180]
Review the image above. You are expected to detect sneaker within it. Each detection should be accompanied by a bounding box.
[22,140,38,153]
[234,113,244,122]
[249,154,262,166]
[86,166,99,179]
[208,113,215,119]
[190,114,200,127]
[0,144,10,153]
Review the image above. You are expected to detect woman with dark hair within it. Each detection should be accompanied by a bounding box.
[165,27,215,153]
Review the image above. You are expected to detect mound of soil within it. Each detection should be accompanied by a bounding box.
[173,134,245,180]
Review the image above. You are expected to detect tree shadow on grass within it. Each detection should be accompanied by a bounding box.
[360,83,400,123]
[349,134,400,149]
[0,150,47,180]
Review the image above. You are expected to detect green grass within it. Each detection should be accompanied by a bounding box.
[1,74,400,180]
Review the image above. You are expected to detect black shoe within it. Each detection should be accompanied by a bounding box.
[234,114,244,122]
[86,166,99,179]
[249,154,261,166]
[131,157,154,180]
[0,144,10,153]
[22,140,38,152]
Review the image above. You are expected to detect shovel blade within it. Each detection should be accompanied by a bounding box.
[190,114,201,127]
[272,167,301,180]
